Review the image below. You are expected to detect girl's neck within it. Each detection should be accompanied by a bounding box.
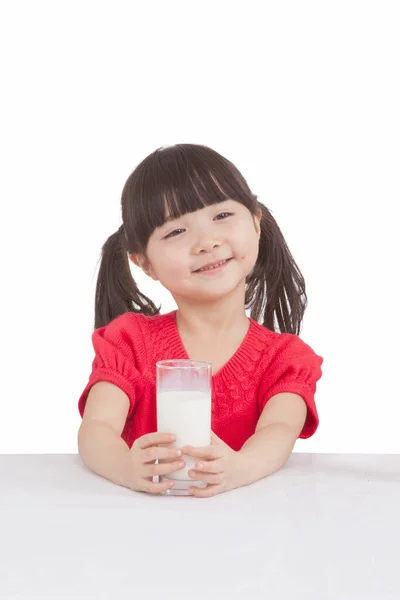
[174,290,248,339]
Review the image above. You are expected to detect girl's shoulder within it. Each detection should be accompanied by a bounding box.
[91,311,174,367]
[101,310,172,334]
[95,312,176,358]
[249,318,322,362]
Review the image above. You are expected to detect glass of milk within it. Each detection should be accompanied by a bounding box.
[156,359,212,496]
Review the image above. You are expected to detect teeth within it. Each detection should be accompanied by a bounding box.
[198,259,227,271]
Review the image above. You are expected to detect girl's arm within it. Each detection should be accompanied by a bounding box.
[78,382,185,493]
[237,392,307,486]
[78,381,131,485]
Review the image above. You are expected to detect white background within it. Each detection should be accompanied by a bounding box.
[1,1,399,454]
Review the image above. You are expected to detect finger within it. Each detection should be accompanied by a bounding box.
[188,470,222,484]
[181,445,219,459]
[141,478,175,494]
[142,446,182,463]
[189,484,222,498]
[146,460,186,477]
[193,459,224,474]
[135,432,176,450]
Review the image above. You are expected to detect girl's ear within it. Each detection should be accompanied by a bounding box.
[129,254,158,281]
[128,253,142,269]
[254,209,262,235]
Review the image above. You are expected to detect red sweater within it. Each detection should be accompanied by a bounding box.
[78,310,323,451]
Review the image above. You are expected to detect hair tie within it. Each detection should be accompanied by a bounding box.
[117,224,128,251]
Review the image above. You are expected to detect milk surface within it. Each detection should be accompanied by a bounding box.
[157,390,211,481]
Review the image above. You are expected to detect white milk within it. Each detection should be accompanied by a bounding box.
[157,390,211,481]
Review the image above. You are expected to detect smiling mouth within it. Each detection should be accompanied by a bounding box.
[193,258,233,273]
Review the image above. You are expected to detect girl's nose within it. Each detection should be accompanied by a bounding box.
[193,238,222,254]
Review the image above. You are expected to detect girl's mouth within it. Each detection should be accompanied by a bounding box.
[194,258,233,274]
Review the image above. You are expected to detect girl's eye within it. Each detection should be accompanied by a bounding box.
[164,213,232,239]
[215,212,232,220]
[164,228,185,239]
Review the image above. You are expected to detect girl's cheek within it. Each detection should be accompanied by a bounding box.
[165,257,186,277]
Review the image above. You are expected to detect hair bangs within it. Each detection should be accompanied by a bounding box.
[123,144,257,253]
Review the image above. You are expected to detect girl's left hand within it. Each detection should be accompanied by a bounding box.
[181,432,244,497]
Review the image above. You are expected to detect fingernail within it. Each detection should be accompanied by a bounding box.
[175,450,182,457]
[169,434,176,441]
[178,461,185,468]
[197,462,204,470]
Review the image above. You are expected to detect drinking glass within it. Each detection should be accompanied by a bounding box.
[156,359,212,496]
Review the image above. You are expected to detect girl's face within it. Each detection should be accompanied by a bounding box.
[130,199,262,303]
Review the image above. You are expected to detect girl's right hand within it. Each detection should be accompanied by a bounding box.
[120,432,185,494]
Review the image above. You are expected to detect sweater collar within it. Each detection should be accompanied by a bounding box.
[160,310,267,384]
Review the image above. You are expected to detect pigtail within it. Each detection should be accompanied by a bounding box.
[245,203,307,335]
[94,225,160,330]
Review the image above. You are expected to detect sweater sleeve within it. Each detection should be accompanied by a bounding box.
[259,335,324,439]
[78,316,145,419]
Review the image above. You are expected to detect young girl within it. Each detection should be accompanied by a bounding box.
[77,143,323,498]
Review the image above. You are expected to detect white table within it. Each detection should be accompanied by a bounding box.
[1,454,399,600]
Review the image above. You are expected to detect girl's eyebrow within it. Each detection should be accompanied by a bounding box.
[159,214,178,230]
[158,214,179,232]
[161,200,234,228]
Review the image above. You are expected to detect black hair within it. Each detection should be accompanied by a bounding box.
[95,144,307,334]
